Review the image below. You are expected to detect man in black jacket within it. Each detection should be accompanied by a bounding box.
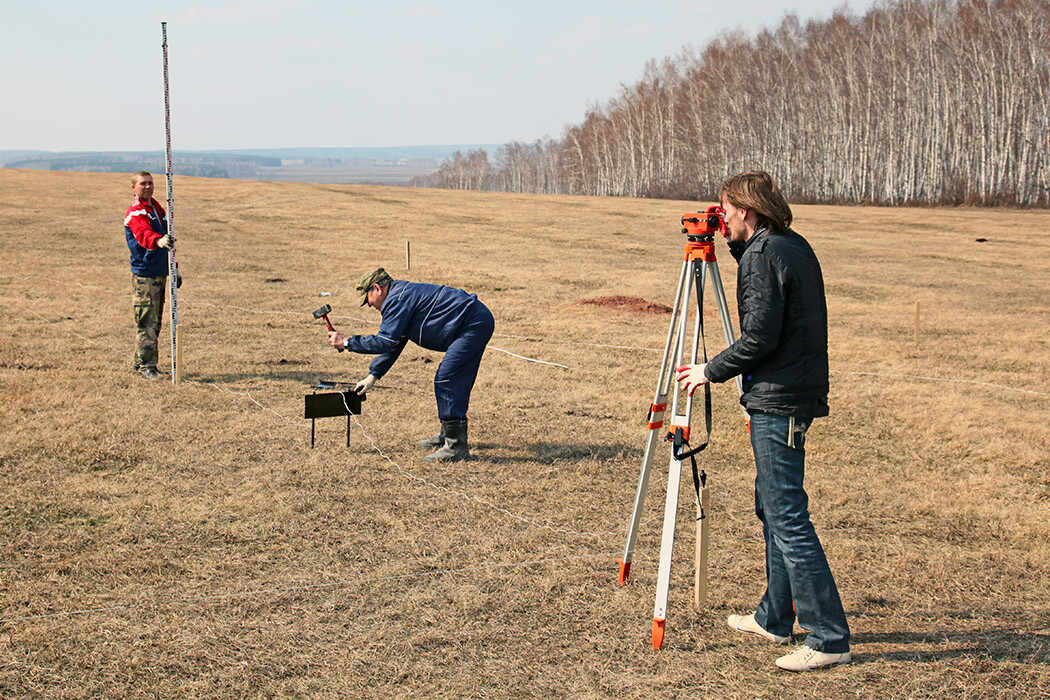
[677,171,851,672]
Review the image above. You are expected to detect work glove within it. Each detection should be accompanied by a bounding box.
[675,363,710,397]
[354,374,376,395]
[156,234,173,249]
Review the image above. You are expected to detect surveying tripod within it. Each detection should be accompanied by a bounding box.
[617,206,745,650]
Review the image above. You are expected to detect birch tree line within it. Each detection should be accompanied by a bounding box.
[414,0,1049,206]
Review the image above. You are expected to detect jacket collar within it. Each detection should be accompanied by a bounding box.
[729,225,770,261]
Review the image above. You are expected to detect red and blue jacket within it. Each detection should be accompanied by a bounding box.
[124,197,169,277]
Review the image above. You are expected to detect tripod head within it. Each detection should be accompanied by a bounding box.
[681,205,727,263]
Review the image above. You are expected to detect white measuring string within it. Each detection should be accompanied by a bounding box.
[493,332,1050,397]
[343,395,620,540]
[203,382,309,426]
[486,345,569,369]
[13,303,127,357]
[0,550,629,625]
[493,332,661,353]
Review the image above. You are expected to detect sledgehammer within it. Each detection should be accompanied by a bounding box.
[313,304,344,352]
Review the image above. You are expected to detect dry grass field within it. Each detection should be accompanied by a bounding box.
[1,169,1048,699]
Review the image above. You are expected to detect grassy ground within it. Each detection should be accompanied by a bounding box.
[1,169,1048,699]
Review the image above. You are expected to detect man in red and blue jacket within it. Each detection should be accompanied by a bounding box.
[124,171,174,379]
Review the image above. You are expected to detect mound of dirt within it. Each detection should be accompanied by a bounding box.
[578,296,672,314]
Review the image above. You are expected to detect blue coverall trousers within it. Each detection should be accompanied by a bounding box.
[434,304,494,421]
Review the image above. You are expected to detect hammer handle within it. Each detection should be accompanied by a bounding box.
[322,314,344,352]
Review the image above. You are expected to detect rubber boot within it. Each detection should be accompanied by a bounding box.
[418,425,445,451]
[423,419,469,462]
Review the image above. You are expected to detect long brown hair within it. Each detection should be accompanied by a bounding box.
[719,171,793,231]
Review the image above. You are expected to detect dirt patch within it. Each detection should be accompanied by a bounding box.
[578,295,672,314]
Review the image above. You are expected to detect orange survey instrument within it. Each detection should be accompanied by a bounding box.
[617,207,748,650]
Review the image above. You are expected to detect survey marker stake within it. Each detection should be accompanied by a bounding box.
[694,469,710,609]
[161,22,181,384]
[617,207,747,650]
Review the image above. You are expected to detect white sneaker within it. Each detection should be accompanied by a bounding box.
[726,613,790,644]
[775,645,852,672]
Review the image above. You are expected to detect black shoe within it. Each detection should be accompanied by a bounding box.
[140,367,160,380]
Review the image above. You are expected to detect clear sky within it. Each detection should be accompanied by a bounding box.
[1,0,865,152]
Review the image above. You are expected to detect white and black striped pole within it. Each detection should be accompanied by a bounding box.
[161,21,181,384]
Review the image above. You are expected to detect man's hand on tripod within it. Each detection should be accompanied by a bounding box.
[676,364,710,397]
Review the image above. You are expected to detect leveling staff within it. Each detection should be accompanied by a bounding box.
[327,268,494,463]
[677,171,851,672]
[123,171,178,380]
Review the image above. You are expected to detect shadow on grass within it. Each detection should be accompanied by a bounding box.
[471,441,643,464]
[852,628,1050,665]
[189,370,363,387]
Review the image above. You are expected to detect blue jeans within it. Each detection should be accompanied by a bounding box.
[749,410,850,653]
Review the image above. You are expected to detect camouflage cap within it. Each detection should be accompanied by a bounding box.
[356,267,392,306]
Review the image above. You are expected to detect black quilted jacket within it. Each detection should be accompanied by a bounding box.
[705,227,830,417]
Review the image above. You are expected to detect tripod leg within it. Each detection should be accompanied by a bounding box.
[651,260,699,649]
[618,412,664,585]
[652,448,685,649]
[618,260,691,585]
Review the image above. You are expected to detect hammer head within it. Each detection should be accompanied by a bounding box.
[312,304,332,319]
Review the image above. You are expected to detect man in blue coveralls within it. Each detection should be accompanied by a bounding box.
[327,268,494,462]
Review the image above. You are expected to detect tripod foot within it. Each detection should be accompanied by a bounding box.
[652,618,666,650]
[617,558,631,586]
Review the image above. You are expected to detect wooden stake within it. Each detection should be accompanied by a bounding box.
[694,477,710,609]
[406,240,411,270]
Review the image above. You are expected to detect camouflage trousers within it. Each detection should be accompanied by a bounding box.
[132,274,166,371]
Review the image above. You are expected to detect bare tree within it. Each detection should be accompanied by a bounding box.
[426,0,1048,206]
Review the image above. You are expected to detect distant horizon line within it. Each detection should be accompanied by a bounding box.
[0,144,503,154]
